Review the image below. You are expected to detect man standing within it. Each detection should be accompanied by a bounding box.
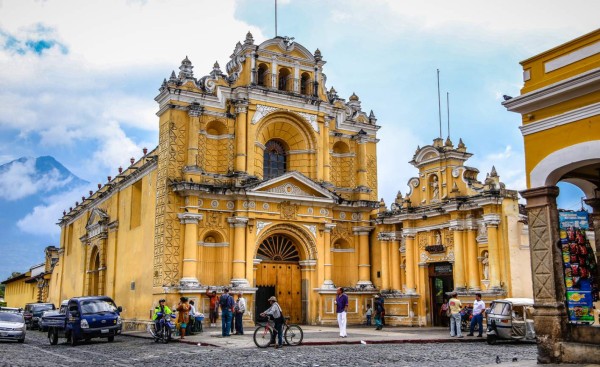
[448,292,463,338]
[187,300,196,335]
[374,294,384,330]
[335,287,349,338]
[234,292,246,335]
[206,289,218,327]
[219,288,235,337]
[468,293,485,337]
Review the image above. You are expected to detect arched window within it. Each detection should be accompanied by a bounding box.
[278,68,291,91]
[263,140,287,179]
[257,64,268,86]
[300,72,311,95]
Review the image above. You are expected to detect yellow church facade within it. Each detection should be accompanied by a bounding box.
[49,34,381,326]
[45,34,531,328]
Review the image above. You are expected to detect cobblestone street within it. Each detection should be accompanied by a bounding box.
[0,329,538,367]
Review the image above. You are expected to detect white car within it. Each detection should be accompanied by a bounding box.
[0,308,26,343]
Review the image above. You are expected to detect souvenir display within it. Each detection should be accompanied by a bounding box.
[558,211,598,323]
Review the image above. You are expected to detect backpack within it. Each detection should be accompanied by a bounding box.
[445,303,452,317]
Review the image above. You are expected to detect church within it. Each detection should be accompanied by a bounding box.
[45,33,531,327]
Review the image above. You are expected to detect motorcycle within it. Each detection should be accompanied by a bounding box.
[460,305,474,332]
[148,312,176,343]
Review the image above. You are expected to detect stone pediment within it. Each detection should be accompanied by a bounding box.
[85,208,109,239]
[248,171,337,202]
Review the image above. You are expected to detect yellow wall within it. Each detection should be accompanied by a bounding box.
[3,275,36,308]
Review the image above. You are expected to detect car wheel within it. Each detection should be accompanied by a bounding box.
[487,335,497,345]
[108,336,114,343]
[49,329,58,345]
[70,334,78,346]
[18,338,25,343]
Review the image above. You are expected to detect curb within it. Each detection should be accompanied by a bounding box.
[121,332,487,348]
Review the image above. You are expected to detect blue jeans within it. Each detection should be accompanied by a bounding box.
[470,313,483,336]
[366,315,372,326]
[221,310,232,336]
[274,321,283,346]
[450,313,462,337]
[235,312,244,334]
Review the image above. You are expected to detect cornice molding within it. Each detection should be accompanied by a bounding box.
[520,101,600,136]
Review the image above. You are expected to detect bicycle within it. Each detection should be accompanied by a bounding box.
[253,316,303,348]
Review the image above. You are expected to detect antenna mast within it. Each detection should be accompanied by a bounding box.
[275,0,278,37]
[437,69,442,139]
[447,92,450,139]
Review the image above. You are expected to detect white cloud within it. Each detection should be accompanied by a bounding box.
[0,158,74,200]
[17,185,87,236]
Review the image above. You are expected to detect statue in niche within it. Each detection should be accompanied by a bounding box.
[482,251,489,280]
[435,232,441,245]
[431,175,439,200]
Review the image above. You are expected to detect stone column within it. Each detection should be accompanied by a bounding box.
[354,226,374,288]
[178,212,203,287]
[322,116,333,183]
[520,186,567,364]
[380,236,390,290]
[187,104,202,167]
[356,133,368,188]
[228,216,249,287]
[403,229,417,294]
[391,236,401,291]
[450,220,466,291]
[322,223,336,289]
[483,214,501,290]
[234,101,248,173]
[466,226,480,290]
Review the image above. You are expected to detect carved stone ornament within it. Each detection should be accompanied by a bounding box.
[280,201,298,220]
[256,221,272,235]
[303,224,317,238]
[251,104,319,132]
[267,183,311,197]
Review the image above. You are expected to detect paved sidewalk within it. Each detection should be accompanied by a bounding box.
[122,324,486,348]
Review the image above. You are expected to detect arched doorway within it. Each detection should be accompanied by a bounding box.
[89,248,100,296]
[255,234,302,324]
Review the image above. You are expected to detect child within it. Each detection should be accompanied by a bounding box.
[365,304,372,326]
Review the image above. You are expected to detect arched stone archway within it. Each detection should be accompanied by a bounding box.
[254,224,317,324]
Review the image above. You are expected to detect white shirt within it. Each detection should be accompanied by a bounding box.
[236,297,247,313]
[472,299,486,316]
[189,304,196,317]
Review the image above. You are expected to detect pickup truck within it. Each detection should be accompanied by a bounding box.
[43,296,122,346]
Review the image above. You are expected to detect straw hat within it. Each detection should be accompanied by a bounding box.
[268,296,277,302]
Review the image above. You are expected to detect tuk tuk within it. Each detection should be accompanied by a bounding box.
[486,298,536,345]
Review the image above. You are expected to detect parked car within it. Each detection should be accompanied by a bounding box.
[39,300,68,331]
[24,303,56,330]
[0,307,26,343]
[44,296,122,346]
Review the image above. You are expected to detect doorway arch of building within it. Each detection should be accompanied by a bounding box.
[254,224,317,324]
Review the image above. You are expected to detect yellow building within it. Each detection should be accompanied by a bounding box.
[48,34,381,326]
[374,137,532,326]
[503,29,600,364]
[2,246,59,307]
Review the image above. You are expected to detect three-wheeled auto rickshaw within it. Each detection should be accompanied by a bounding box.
[486,298,536,345]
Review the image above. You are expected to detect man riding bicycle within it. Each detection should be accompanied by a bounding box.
[152,299,172,331]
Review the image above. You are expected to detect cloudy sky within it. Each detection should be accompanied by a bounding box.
[0,0,598,276]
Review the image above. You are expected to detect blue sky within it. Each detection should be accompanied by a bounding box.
[0,0,598,277]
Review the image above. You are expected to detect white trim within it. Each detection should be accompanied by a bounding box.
[520,101,600,136]
[198,242,229,247]
[502,66,600,114]
[545,41,600,73]
[530,140,600,187]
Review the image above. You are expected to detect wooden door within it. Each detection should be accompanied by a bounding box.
[256,262,302,324]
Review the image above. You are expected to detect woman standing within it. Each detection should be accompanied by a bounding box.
[176,297,190,339]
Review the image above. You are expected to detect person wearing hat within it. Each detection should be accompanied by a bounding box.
[374,294,384,330]
[152,299,172,334]
[260,296,284,349]
[176,296,190,339]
